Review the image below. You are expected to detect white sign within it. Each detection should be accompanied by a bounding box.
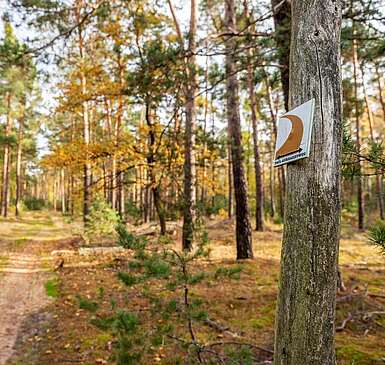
[273,99,315,167]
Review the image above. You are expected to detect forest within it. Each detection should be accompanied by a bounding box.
[0,0,385,364]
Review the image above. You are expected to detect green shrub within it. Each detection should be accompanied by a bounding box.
[124,200,141,221]
[84,195,120,243]
[89,224,255,364]
[24,197,45,210]
[368,220,385,255]
[198,194,228,216]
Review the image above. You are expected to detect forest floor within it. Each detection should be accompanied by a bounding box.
[1,211,385,365]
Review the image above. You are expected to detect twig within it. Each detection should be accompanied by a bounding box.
[336,313,353,332]
[207,341,273,355]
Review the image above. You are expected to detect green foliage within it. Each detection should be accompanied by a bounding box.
[199,194,228,216]
[87,224,252,364]
[84,195,120,243]
[44,278,60,298]
[342,121,360,180]
[116,223,147,250]
[76,295,99,313]
[368,220,385,255]
[124,200,141,222]
[367,141,385,171]
[23,196,45,210]
[117,272,138,287]
[214,266,243,280]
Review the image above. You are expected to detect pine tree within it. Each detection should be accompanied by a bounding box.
[273,1,343,363]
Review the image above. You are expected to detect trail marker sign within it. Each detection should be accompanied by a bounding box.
[273,99,315,167]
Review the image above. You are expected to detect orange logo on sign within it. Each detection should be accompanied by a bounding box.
[276,114,304,159]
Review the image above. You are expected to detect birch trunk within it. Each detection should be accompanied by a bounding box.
[273,1,343,364]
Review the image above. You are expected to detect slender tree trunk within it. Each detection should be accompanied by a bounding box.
[60,168,66,214]
[15,97,25,217]
[269,154,276,217]
[271,0,291,112]
[375,65,385,118]
[375,66,385,220]
[168,0,197,249]
[244,2,264,231]
[352,21,364,230]
[53,172,57,212]
[227,142,233,219]
[182,0,198,251]
[119,172,125,218]
[361,65,384,220]
[2,93,12,218]
[145,103,166,235]
[273,1,343,364]
[225,0,253,259]
[76,0,91,223]
[265,73,285,218]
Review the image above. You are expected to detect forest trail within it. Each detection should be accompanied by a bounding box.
[0,211,76,365]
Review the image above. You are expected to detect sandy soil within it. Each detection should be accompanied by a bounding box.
[0,211,76,365]
[0,257,50,365]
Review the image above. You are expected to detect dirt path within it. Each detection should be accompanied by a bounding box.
[0,256,50,365]
[0,211,77,365]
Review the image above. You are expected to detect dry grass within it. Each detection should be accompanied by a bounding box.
[4,213,385,365]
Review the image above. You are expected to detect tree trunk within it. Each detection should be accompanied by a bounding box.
[361,65,384,220]
[76,0,91,224]
[145,103,166,235]
[225,0,253,260]
[264,72,285,218]
[183,0,198,251]
[2,93,12,218]
[273,1,343,364]
[61,168,66,214]
[244,2,264,232]
[352,21,364,230]
[227,134,233,219]
[271,0,291,112]
[15,97,25,217]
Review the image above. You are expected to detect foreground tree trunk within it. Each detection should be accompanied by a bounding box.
[225,0,253,259]
[273,1,343,364]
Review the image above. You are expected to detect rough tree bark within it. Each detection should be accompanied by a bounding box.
[167,0,198,250]
[145,102,166,236]
[76,0,91,224]
[182,0,198,251]
[15,97,25,217]
[1,93,12,218]
[273,1,343,364]
[271,0,291,112]
[244,1,264,231]
[225,0,253,259]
